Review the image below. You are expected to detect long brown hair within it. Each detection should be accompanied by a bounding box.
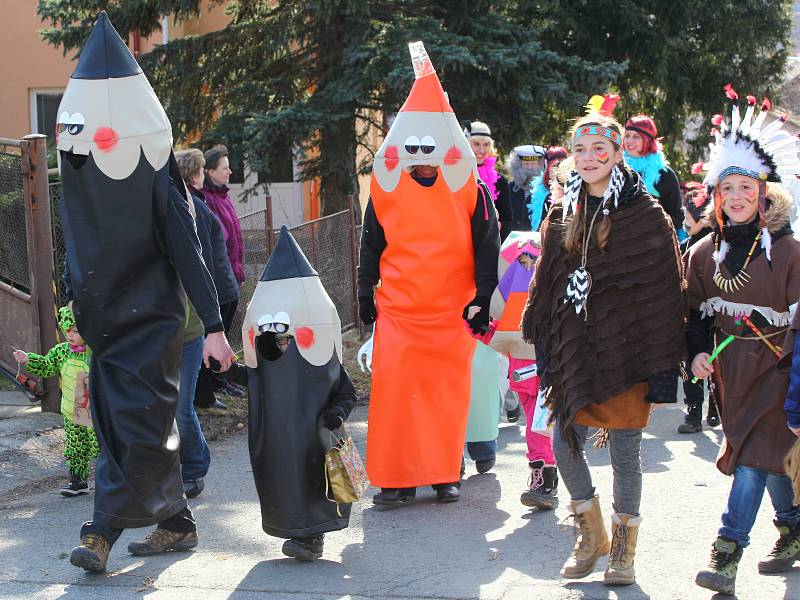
[563,114,624,256]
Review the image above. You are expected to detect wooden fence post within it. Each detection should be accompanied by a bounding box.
[21,134,59,413]
[346,195,362,337]
[265,194,275,254]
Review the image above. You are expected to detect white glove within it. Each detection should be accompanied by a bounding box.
[357,328,375,373]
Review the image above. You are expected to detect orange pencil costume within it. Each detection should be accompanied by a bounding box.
[358,43,500,497]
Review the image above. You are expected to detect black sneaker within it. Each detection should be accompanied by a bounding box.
[282,535,324,561]
[184,478,205,499]
[520,460,558,509]
[506,406,521,423]
[61,476,89,497]
[476,457,495,474]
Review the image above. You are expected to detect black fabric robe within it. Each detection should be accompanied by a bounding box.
[248,339,355,538]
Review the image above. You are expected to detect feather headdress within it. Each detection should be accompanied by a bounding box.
[699,86,800,187]
[696,85,800,260]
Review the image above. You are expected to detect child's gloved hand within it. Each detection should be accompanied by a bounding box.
[321,411,344,431]
[462,296,490,334]
[358,295,377,325]
[12,350,28,365]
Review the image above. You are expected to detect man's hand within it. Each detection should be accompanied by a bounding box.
[691,352,714,380]
[204,331,236,371]
[12,350,28,365]
[790,426,800,436]
[359,295,377,325]
[463,296,490,335]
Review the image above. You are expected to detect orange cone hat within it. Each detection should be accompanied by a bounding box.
[372,42,476,193]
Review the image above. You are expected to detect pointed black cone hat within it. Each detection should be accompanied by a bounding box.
[260,226,318,282]
[72,11,141,80]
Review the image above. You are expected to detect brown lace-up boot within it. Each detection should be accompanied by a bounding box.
[603,513,642,585]
[70,534,112,572]
[560,495,610,578]
[127,528,198,556]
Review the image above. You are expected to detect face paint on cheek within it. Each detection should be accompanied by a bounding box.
[594,150,610,164]
[295,327,315,349]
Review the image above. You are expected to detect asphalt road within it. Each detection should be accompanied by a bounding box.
[0,400,797,599]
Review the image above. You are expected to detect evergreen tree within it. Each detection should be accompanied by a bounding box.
[37,0,622,214]
[523,0,793,175]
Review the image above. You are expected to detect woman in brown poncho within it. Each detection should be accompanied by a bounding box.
[688,89,800,596]
[521,112,685,586]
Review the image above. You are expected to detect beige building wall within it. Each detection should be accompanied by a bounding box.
[0,0,76,139]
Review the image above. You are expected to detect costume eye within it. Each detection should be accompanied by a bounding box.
[404,135,420,154]
[273,311,290,333]
[57,112,85,135]
[257,313,274,333]
[420,135,436,154]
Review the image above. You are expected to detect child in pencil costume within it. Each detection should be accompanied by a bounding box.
[14,306,98,496]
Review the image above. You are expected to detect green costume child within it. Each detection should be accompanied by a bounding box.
[14,307,99,496]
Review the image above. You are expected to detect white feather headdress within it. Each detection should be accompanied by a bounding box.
[699,86,800,188]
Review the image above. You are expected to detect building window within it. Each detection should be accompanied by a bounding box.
[30,89,64,145]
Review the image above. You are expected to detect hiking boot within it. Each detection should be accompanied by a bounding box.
[520,460,558,510]
[61,473,89,497]
[604,513,641,586]
[476,457,495,474]
[758,520,800,573]
[678,405,702,434]
[372,487,416,506]
[707,396,720,428]
[560,495,610,578]
[184,478,205,499]
[70,534,111,573]
[282,534,324,561]
[127,528,198,556]
[695,537,742,595]
[506,405,521,423]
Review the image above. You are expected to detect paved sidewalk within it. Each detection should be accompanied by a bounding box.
[0,402,797,599]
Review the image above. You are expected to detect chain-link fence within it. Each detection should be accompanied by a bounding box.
[0,148,29,292]
[49,181,69,307]
[228,207,360,353]
[46,189,362,354]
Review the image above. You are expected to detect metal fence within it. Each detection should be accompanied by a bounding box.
[46,188,363,354]
[0,147,29,292]
[228,200,362,353]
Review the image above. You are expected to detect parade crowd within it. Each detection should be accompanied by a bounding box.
[11,12,800,599]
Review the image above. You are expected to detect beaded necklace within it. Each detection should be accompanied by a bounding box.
[713,231,761,293]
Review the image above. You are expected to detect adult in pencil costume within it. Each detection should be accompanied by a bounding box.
[358,41,500,505]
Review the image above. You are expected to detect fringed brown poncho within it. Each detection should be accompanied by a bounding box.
[521,170,686,442]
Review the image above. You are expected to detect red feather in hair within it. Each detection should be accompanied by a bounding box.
[599,94,620,116]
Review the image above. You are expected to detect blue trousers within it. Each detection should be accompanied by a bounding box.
[719,465,800,547]
[466,440,496,461]
[176,337,211,482]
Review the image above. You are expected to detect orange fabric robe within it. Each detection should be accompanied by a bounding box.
[367,171,478,487]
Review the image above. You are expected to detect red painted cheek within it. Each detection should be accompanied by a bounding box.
[93,127,119,152]
[384,145,399,171]
[295,327,315,349]
[444,145,461,165]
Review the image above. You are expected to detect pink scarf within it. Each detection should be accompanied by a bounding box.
[477,156,500,201]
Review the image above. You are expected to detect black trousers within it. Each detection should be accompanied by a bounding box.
[81,507,196,545]
[194,299,239,407]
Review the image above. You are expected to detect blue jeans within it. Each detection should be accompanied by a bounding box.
[720,465,800,547]
[467,440,496,461]
[176,337,211,482]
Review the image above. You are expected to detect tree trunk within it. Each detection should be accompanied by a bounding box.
[319,113,358,215]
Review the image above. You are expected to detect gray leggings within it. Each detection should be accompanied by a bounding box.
[553,421,643,516]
